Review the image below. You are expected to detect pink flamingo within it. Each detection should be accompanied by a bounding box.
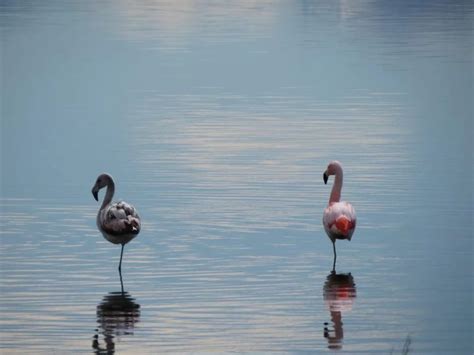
[323,161,356,270]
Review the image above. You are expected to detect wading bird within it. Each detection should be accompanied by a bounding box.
[92,173,141,273]
[323,161,356,270]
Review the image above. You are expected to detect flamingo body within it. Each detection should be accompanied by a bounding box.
[97,200,140,245]
[323,202,356,241]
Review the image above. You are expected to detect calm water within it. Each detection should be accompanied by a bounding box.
[1,1,473,353]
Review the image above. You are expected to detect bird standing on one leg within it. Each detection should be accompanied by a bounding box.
[322,161,356,271]
[92,173,141,274]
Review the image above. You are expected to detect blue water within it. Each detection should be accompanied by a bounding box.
[1,1,472,353]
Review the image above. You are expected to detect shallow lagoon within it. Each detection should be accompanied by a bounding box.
[1,1,472,353]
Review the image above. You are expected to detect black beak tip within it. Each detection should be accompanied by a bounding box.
[92,190,98,201]
[323,173,328,184]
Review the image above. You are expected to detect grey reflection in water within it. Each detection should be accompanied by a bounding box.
[93,292,140,354]
[323,272,357,350]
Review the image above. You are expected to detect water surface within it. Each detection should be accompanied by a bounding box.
[1,1,472,353]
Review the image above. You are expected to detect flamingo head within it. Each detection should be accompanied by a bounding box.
[323,161,342,184]
[92,173,112,201]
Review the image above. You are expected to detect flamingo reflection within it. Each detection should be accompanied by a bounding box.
[92,291,140,354]
[323,271,356,350]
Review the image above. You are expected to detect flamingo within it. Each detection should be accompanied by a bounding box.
[323,161,356,270]
[91,173,141,273]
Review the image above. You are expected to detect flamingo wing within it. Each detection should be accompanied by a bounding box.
[100,201,141,235]
[323,202,356,240]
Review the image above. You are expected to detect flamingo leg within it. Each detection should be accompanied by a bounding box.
[118,244,125,273]
[119,266,124,294]
[332,241,337,272]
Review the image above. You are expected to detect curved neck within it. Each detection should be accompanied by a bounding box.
[329,170,343,204]
[101,179,115,210]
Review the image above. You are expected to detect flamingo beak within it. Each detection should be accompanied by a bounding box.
[92,186,99,201]
[323,172,328,184]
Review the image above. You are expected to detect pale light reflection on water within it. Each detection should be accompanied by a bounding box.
[1,0,472,353]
